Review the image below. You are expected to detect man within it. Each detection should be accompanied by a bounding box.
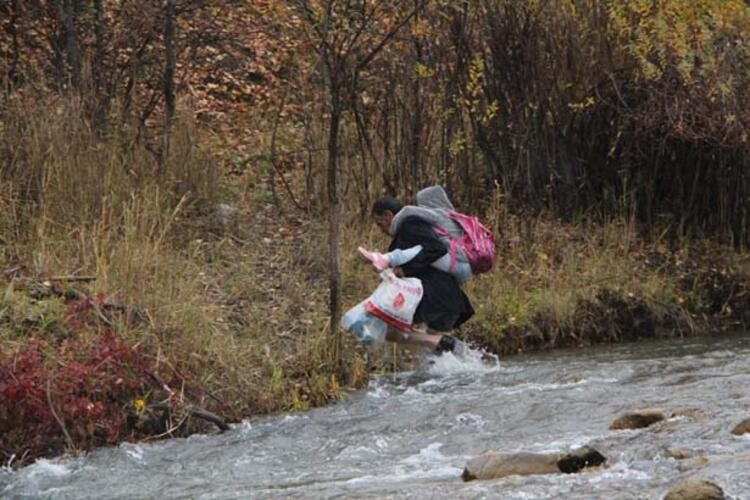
[368,195,474,355]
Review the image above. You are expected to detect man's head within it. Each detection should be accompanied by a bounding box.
[371,196,403,234]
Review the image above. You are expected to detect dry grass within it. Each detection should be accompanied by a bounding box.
[0,93,351,428]
[463,211,689,349]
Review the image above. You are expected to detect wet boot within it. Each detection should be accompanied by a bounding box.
[434,335,465,357]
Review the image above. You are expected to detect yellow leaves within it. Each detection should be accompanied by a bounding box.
[467,54,484,100]
[560,0,577,17]
[463,54,485,115]
[133,398,145,412]
[641,61,662,81]
[290,388,309,411]
[482,101,499,126]
[448,131,466,159]
[609,0,750,88]
[677,58,694,84]
[411,18,430,38]
[568,96,595,112]
[415,63,434,79]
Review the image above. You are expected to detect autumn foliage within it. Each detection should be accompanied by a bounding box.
[0,308,149,464]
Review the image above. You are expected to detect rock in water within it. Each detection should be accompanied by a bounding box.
[730,418,750,435]
[610,408,666,430]
[462,447,606,481]
[462,452,558,481]
[556,446,607,473]
[663,479,725,500]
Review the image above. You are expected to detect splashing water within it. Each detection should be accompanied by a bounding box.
[423,344,502,376]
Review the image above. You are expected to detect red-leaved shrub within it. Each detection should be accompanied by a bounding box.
[0,333,149,464]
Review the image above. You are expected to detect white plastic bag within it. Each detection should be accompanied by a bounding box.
[341,300,388,347]
[364,269,423,331]
[341,270,423,347]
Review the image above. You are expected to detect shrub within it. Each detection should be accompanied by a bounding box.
[0,333,149,463]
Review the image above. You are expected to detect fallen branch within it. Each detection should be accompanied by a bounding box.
[4,266,24,279]
[62,287,114,327]
[12,275,95,283]
[145,370,230,432]
[186,405,230,431]
[46,379,75,452]
[24,281,145,327]
[49,275,97,283]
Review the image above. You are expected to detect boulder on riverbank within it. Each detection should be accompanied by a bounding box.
[663,478,725,500]
[730,418,750,436]
[462,446,606,481]
[610,408,666,430]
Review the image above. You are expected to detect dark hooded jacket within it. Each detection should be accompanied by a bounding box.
[388,215,474,331]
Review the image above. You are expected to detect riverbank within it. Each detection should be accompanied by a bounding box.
[463,220,750,356]
[3,189,750,467]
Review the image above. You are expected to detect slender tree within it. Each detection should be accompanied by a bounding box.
[293,0,427,369]
[164,0,176,130]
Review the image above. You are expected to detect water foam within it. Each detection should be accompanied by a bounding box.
[587,460,652,482]
[121,443,146,463]
[498,375,600,396]
[333,443,462,487]
[424,345,502,376]
[388,442,463,482]
[27,459,71,478]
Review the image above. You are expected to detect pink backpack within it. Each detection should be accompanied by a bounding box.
[436,211,496,275]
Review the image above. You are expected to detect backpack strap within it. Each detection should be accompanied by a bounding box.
[448,239,457,272]
[433,226,457,272]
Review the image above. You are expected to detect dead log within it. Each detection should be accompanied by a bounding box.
[22,280,145,327]
[145,371,230,433]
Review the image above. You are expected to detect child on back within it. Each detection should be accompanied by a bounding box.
[360,184,496,283]
[358,245,472,283]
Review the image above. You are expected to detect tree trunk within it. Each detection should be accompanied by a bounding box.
[410,7,423,195]
[55,0,81,89]
[327,81,343,369]
[3,0,20,93]
[93,0,105,93]
[164,0,176,129]
[92,0,109,126]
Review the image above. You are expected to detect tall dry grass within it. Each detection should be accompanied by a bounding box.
[0,93,353,424]
[462,204,689,350]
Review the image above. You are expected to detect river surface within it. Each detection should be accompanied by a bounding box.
[3,333,750,499]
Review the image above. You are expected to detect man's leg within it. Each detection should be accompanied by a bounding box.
[386,327,464,356]
[385,327,441,349]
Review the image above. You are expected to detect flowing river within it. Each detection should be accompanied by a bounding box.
[3,333,750,499]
